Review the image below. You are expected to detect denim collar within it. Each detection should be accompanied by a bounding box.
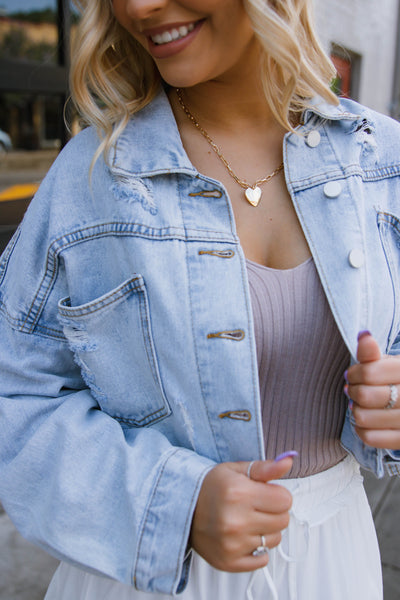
[111,89,196,178]
[111,88,360,178]
[303,96,360,123]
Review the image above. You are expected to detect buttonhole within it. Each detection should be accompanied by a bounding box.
[207,329,245,341]
[189,189,223,198]
[218,410,252,421]
[199,249,235,258]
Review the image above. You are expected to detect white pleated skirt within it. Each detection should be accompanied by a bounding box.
[44,455,383,600]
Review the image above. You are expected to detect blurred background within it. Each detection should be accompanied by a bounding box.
[0,0,400,598]
[0,0,76,253]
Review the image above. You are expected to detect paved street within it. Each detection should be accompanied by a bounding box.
[0,505,58,600]
[363,470,400,599]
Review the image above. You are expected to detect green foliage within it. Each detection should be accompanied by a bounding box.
[0,28,56,63]
[9,9,56,24]
[9,8,80,24]
[330,76,341,96]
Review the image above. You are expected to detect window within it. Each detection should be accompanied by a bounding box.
[0,0,75,253]
[330,44,362,101]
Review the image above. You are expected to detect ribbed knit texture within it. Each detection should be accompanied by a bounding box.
[247,257,349,478]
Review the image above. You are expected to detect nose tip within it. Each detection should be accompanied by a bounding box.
[125,0,167,20]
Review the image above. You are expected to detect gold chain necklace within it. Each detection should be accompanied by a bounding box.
[176,88,284,207]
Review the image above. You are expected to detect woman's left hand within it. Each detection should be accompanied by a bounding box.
[345,331,400,450]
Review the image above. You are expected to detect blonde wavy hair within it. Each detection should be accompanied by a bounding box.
[71,0,338,160]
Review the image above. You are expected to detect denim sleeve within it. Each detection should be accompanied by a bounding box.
[0,317,215,593]
[0,205,215,594]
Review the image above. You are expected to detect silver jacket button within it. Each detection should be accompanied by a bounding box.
[323,181,342,198]
[348,249,365,268]
[306,130,321,148]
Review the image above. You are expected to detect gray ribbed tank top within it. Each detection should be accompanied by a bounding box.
[246,257,349,478]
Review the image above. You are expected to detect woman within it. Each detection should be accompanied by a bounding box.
[0,0,400,598]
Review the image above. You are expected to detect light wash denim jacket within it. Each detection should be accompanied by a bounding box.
[1,90,400,594]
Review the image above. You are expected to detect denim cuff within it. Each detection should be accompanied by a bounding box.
[133,447,215,594]
[384,449,400,476]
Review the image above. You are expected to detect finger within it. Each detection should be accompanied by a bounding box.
[346,356,400,385]
[228,460,293,513]
[352,405,400,430]
[356,331,381,363]
[348,383,399,409]
[251,479,293,514]
[246,508,291,536]
[216,532,283,573]
[245,453,297,484]
[354,426,400,449]
[215,549,272,573]
[248,531,283,554]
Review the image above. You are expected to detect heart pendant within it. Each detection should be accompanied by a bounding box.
[245,186,262,207]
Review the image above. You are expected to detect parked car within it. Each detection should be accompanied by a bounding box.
[0,129,12,154]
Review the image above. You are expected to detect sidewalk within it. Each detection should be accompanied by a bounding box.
[0,470,399,599]
[0,505,58,600]
[363,469,400,599]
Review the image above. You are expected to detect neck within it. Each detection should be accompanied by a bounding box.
[179,84,274,131]
[169,45,277,134]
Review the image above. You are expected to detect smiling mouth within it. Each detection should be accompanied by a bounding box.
[150,22,198,46]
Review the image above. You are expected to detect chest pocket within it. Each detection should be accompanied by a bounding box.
[58,275,171,427]
[377,211,400,350]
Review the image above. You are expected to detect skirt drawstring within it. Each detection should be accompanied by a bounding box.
[246,565,279,600]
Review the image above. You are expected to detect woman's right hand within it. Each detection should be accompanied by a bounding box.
[190,457,294,572]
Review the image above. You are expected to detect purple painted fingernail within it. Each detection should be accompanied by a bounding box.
[344,370,349,383]
[274,451,299,462]
[357,330,372,341]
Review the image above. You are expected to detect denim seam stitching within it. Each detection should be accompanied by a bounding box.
[0,301,65,339]
[196,176,237,235]
[174,463,213,591]
[133,448,179,594]
[22,225,236,332]
[58,279,142,317]
[0,225,21,287]
[376,213,400,351]
[179,184,221,460]
[61,279,170,426]
[289,166,400,192]
[112,407,167,425]
[237,249,264,458]
[284,137,349,350]
[137,285,172,422]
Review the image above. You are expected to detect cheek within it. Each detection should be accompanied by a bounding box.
[111,0,145,46]
[111,0,123,21]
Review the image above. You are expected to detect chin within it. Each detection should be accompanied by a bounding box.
[154,62,215,90]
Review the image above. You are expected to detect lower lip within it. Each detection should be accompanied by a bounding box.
[147,20,204,59]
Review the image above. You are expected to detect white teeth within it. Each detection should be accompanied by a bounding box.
[161,31,173,43]
[151,22,196,45]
